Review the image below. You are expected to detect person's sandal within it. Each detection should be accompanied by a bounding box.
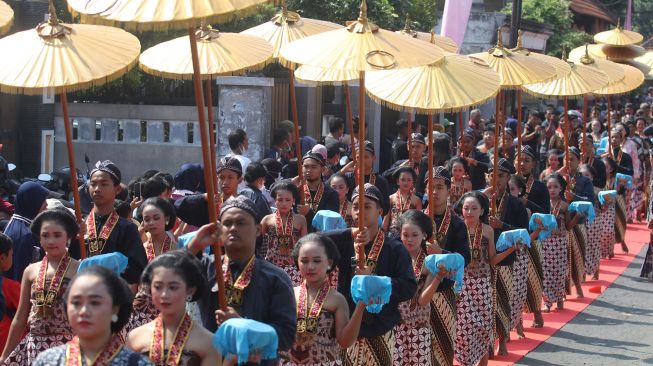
[621,242,629,254]
[531,313,544,328]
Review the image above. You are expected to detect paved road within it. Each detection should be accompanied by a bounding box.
[517,243,653,366]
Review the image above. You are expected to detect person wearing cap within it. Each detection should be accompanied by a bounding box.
[493,127,516,163]
[2,182,49,281]
[296,152,339,232]
[518,146,550,215]
[68,161,147,288]
[422,166,470,365]
[459,128,490,190]
[381,133,426,194]
[239,163,273,222]
[187,196,297,364]
[477,126,495,155]
[580,134,607,189]
[522,111,544,166]
[174,157,243,228]
[321,183,417,365]
[342,141,392,201]
[483,158,529,355]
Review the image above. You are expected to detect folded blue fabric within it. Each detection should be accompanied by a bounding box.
[529,213,558,241]
[78,252,128,275]
[596,147,606,156]
[424,253,465,294]
[615,173,633,189]
[599,136,608,149]
[350,275,392,313]
[177,231,210,254]
[312,210,347,231]
[598,190,617,206]
[568,201,596,224]
[213,318,278,365]
[496,229,532,252]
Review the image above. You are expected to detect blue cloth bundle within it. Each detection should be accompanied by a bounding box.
[568,201,596,224]
[213,318,278,364]
[496,229,532,252]
[529,214,557,241]
[424,253,465,294]
[615,173,633,189]
[78,252,128,275]
[312,210,347,231]
[350,275,392,313]
[598,190,617,206]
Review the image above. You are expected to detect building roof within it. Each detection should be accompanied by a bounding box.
[570,0,617,24]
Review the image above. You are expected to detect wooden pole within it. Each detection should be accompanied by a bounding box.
[607,95,612,155]
[582,95,588,161]
[356,71,366,269]
[188,24,226,311]
[516,90,522,172]
[344,82,356,163]
[60,90,87,260]
[407,113,413,166]
[564,96,570,170]
[206,77,218,189]
[289,72,304,202]
[458,112,464,145]
[501,91,507,158]
[427,114,434,221]
[492,93,501,215]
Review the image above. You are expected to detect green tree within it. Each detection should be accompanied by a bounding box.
[504,0,591,57]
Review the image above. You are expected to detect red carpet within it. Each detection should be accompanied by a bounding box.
[480,222,650,366]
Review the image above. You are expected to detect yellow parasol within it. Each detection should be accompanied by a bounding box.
[139,24,273,79]
[279,0,445,267]
[67,0,276,30]
[0,2,140,259]
[524,51,609,169]
[366,54,501,114]
[397,17,458,53]
[619,59,650,76]
[634,50,653,80]
[601,44,646,60]
[470,29,556,213]
[0,0,13,35]
[242,0,342,190]
[594,20,643,46]
[69,0,278,312]
[593,63,644,97]
[511,30,571,169]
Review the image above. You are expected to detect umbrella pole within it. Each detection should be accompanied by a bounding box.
[501,91,507,158]
[564,96,570,171]
[344,82,356,164]
[427,114,434,222]
[607,96,612,155]
[407,113,413,166]
[458,112,463,146]
[582,95,587,162]
[516,90,522,173]
[289,72,304,202]
[492,93,501,215]
[206,77,218,189]
[188,24,226,311]
[356,71,366,270]
[60,91,87,260]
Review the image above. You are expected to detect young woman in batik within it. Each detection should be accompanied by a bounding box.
[261,181,308,286]
[328,173,353,227]
[383,167,421,236]
[126,197,178,333]
[446,157,472,207]
[599,158,618,260]
[579,164,602,280]
[33,266,152,366]
[455,192,516,366]
[506,175,530,337]
[281,233,365,366]
[393,210,447,366]
[1,209,80,365]
[127,251,221,365]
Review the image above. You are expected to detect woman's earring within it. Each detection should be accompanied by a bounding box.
[111,314,118,323]
[186,295,192,302]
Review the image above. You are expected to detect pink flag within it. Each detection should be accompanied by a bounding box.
[440,0,474,50]
[624,0,632,30]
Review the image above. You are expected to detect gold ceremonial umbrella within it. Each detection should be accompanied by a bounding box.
[279,0,445,267]
[366,54,500,218]
[635,50,653,80]
[0,2,140,259]
[593,63,645,96]
[569,43,606,61]
[602,44,646,60]
[594,21,643,46]
[69,0,277,312]
[67,0,276,30]
[524,52,609,169]
[511,30,571,168]
[139,23,273,201]
[139,24,273,79]
[470,29,556,213]
[619,59,650,76]
[0,0,13,35]
[397,17,458,53]
[242,0,342,188]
